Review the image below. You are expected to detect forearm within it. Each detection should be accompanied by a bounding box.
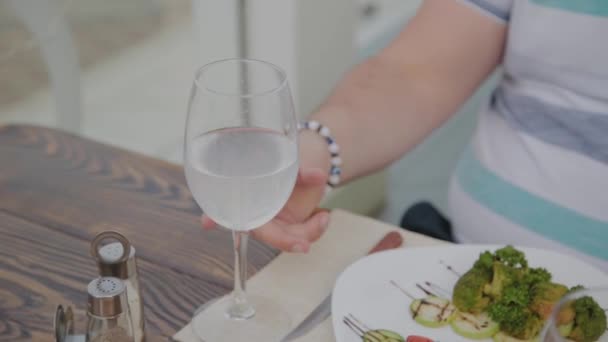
[300,0,507,183]
[305,55,458,182]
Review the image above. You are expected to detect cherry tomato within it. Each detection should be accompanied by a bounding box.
[406,336,434,342]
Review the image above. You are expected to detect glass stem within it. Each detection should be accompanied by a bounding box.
[227,230,255,320]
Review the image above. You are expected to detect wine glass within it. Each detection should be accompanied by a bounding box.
[184,59,298,341]
[541,287,608,341]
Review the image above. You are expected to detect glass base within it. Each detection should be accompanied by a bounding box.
[191,295,292,341]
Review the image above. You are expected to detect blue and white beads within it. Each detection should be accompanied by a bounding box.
[299,120,343,192]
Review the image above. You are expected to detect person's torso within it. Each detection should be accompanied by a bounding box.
[451,0,608,270]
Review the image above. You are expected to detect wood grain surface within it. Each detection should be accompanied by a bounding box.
[0,125,278,341]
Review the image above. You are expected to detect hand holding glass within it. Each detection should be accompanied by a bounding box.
[184,59,298,341]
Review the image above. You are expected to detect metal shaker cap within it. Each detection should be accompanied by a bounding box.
[91,231,136,279]
[54,305,74,342]
[87,277,127,317]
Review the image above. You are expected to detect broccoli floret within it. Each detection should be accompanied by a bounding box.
[529,282,569,319]
[569,285,585,293]
[453,267,492,313]
[494,245,528,269]
[556,287,586,327]
[474,251,494,271]
[518,313,544,340]
[523,267,551,286]
[484,261,519,299]
[454,245,578,340]
[568,296,607,342]
[503,282,533,307]
[488,303,543,339]
[488,283,544,339]
[457,247,530,313]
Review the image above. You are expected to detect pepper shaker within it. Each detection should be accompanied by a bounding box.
[91,231,145,342]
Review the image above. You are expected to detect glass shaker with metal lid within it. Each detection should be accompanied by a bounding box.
[91,231,145,342]
[86,277,134,342]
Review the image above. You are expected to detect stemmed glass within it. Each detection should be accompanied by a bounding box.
[184,59,298,341]
[541,287,607,341]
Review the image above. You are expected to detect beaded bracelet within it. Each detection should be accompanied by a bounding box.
[298,120,342,192]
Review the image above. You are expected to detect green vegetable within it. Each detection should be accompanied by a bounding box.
[363,329,405,342]
[568,296,607,342]
[488,303,542,339]
[453,267,492,313]
[484,261,522,299]
[474,251,495,271]
[569,285,585,294]
[444,246,604,342]
[522,267,551,286]
[409,296,456,328]
[468,247,564,339]
[494,246,528,269]
[451,311,500,340]
[492,331,540,341]
[556,286,584,326]
[487,284,543,339]
[502,282,533,307]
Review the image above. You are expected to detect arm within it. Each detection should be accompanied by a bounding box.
[302,0,508,181]
[204,0,509,252]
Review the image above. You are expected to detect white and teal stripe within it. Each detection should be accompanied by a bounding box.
[455,147,608,262]
[530,0,608,17]
[449,177,608,272]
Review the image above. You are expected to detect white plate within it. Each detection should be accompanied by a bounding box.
[332,245,608,342]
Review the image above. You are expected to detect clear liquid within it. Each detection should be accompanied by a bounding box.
[185,127,298,231]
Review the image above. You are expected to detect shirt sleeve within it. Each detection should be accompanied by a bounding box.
[458,0,514,22]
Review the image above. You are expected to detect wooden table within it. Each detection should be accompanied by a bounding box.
[0,125,278,341]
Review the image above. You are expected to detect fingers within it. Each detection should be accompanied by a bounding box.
[290,210,330,243]
[252,210,330,253]
[252,224,311,253]
[201,167,324,232]
[305,210,330,242]
[201,213,314,252]
[202,210,331,253]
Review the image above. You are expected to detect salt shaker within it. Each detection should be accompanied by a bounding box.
[86,277,134,342]
[91,231,145,342]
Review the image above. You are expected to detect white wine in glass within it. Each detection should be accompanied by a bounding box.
[184,59,299,341]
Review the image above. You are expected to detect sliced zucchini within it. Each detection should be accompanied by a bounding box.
[492,331,539,341]
[409,296,456,328]
[376,330,404,340]
[363,329,405,342]
[450,311,500,340]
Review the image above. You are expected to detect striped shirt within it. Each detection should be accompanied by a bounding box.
[450,0,608,271]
